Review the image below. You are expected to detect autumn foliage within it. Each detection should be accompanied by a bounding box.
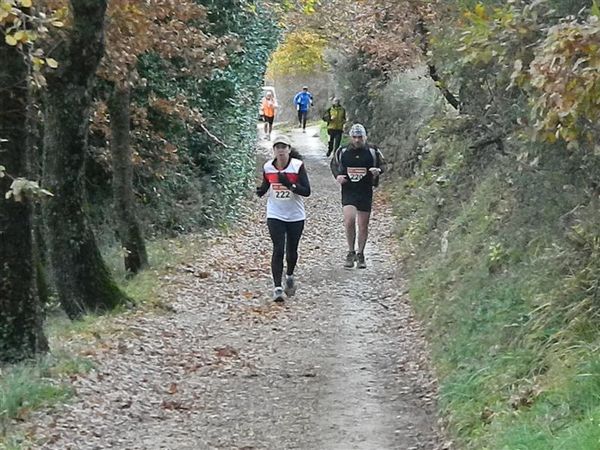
[450,1,600,148]
[268,30,326,76]
[527,16,600,148]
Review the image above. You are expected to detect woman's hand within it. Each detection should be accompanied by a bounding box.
[277,172,293,188]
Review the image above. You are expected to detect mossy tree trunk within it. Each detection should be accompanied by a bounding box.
[0,44,48,362]
[108,83,148,275]
[42,0,130,319]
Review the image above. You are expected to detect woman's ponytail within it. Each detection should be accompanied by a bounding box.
[289,148,303,160]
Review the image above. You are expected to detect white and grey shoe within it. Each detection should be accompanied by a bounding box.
[273,286,285,303]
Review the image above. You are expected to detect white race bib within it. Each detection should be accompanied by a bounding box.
[347,167,367,182]
[272,183,292,200]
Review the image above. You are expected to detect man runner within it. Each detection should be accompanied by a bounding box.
[330,123,385,269]
[293,86,313,132]
[323,97,346,157]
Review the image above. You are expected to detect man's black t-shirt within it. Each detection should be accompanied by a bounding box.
[340,146,376,194]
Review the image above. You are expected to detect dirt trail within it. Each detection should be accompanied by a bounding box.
[19,126,445,449]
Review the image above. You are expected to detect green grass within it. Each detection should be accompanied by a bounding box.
[392,130,600,449]
[0,434,28,450]
[102,235,210,310]
[0,366,71,421]
[0,234,205,447]
[0,328,102,446]
[2,219,244,443]
[487,361,600,449]
[0,354,85,447]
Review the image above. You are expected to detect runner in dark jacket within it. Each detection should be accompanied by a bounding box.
[330,123,384,269]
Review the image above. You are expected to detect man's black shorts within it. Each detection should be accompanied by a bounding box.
[264,115,274,125]
[341,189,373,212]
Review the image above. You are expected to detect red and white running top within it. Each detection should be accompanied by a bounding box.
[263,158,306,222]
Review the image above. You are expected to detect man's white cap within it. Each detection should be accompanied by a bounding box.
[349,123,367,137]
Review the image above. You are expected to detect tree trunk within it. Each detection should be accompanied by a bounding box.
[42,0,130,319]
[108,83,148,275]
[416,18,461,111]
[0,44,48,362]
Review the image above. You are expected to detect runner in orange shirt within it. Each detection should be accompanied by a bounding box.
[260,92,277,140]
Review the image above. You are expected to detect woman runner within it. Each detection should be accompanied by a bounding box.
[256,135,311,302]
[260,91,277,140]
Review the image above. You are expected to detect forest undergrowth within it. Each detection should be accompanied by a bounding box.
[392,116,600,449]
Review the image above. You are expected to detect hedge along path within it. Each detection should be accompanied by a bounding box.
[17,125,447,449]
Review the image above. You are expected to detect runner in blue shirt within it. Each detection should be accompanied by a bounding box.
[293,86,313,132]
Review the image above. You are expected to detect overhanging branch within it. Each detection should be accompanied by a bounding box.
[416,18,460,111]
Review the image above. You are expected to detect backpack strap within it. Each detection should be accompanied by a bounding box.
[369,147,376,166]
[369,146,385,171]
[330,145,346,177]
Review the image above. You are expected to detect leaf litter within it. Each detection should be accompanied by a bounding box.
[12,126,450,450]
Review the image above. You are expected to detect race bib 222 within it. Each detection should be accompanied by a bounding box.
[272,183,292,200]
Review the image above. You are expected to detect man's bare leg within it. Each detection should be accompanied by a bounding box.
[356,211,371,254]
[343,205,357,252]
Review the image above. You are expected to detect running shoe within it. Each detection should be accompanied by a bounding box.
[273,286,285,302]
[344,251,356,268]
[356,252,367,269]
[284,275,296,297]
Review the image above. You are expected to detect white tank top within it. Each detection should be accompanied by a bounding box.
[264,158,306,222]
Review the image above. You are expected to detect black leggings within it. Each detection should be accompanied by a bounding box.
[327,129,343,155]
[297,110,308,129]
[267,218,305,287]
